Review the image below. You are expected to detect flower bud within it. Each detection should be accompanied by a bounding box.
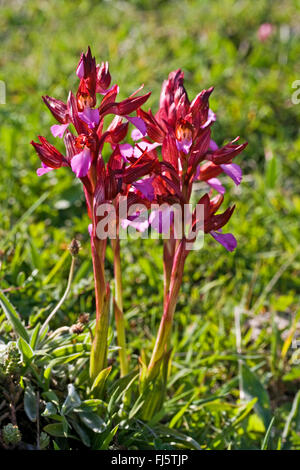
[96,61,111,92]
[31,137,64,169]
[42,95,68,124]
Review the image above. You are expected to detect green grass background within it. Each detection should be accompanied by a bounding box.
[1,0,300,449]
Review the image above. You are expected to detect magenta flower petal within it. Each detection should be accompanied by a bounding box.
[210,231,237,251]
[149,207,174,234]
[221,163,242,185]
[98,84,118,96]
[131,128,144,141]
[121,211,149,232]
[207,177,225,194]
[51,123,70,138]
[209,139,218,151]
[78,108,100,129]
[125,116,147,136]
[76,56,84,78]
[71,147,92,178]
[201,108,216,129]
[193,165,200,181]
[133,141,161,158]
[88,224,93,237]
[133,177,155,201]
[121,218,149,232]
[36,163,55,176]
[176,138,192,155]
[119,143,134,161]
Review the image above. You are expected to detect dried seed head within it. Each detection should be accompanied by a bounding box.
[78,313,90,325]
[69,239,81,257]
[70,322,84,335]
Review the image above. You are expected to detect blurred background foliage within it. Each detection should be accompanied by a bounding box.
[1,0,300,449]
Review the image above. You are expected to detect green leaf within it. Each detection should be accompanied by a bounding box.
[128,394,145,420]
[77,410,106,433]
[71,420,91,447]
[99,424,119,450]
[156,425,202,450]
[283,367,300,382]
[42,250,69,286]
[107,370,138,414]
[169,391,198,428]
[17,337,34,363]
[43,423,66,438]
[265,154,280,189]
[241,364,272,429]
[282,390,300,442]
[261,416,275,450]
[53,441,60,450]
[43,390,60,407]
[61,384,81,415]
[24,384,37,422]
[16,271,25,286]
[91,366,112,392]
[0,291,29,342]
[42,402,58,417]
[30,323,41,350]
[48,353,85,367]
[50,343,89,357]
[231,398,258,427]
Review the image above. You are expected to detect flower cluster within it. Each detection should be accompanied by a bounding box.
[32,49,247,252]
[31,47,152,205]
[31,48,247,414]
[120,69,248,251]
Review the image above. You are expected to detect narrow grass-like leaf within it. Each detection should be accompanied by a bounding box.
[91,366,112,392]
[155,425,201,450]
[282,390,300,443]
[99,424,119,450]
[50,343,90,357]
[261,416,275,450]
[0,291,29,342]
[30,323,41,350]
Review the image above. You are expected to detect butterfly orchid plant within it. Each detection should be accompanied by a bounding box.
[32,47,247,418]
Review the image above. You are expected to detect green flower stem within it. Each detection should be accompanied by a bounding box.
[89,286,110,382]
[140,240,187,420]
[84,186,111,386]
[89,235,109,381]
[163,238,175,305]
[147,239,187,380]
[112,236,129,377]
[91,236,107,322]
